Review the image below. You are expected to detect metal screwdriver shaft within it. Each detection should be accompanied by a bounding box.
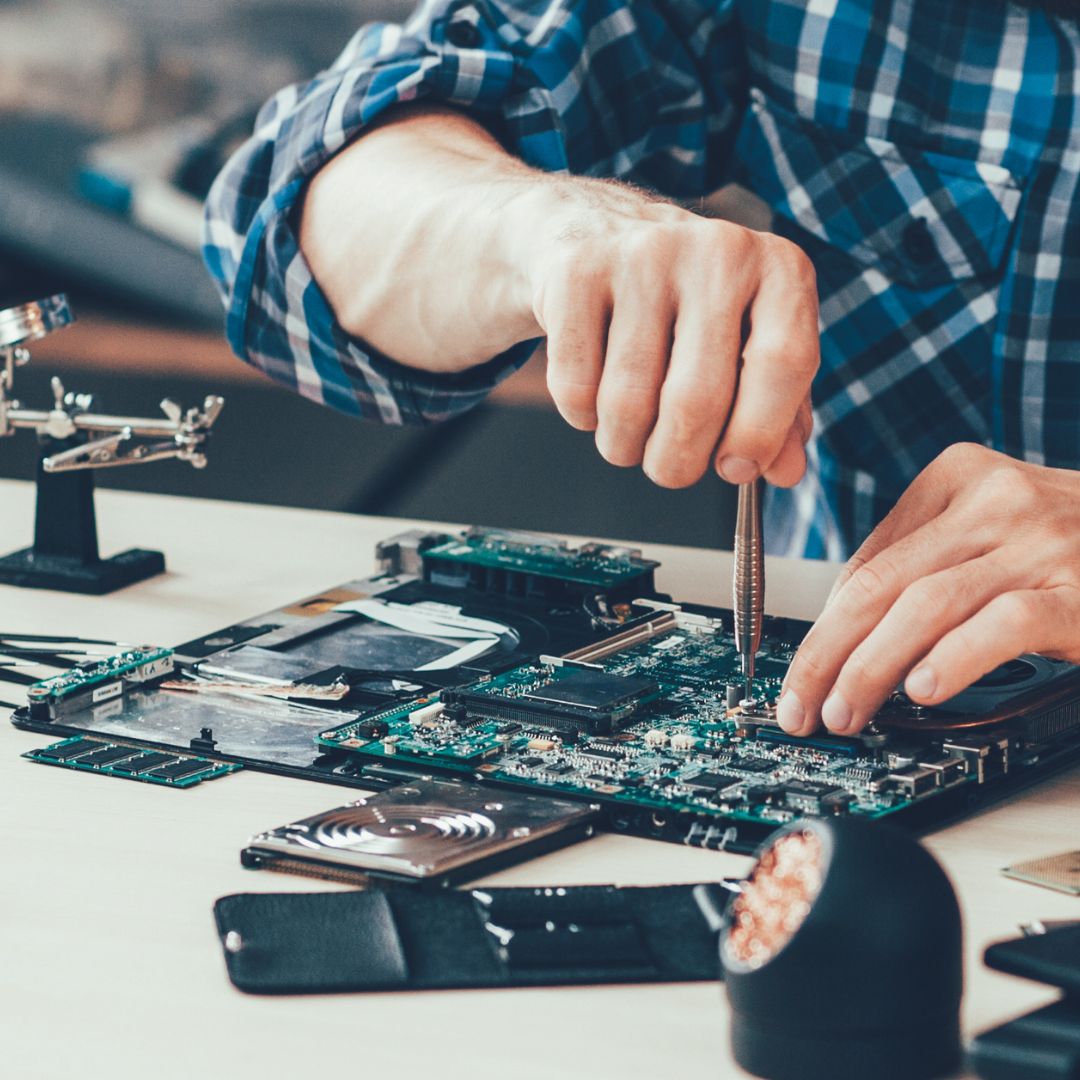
[733,480,765,701]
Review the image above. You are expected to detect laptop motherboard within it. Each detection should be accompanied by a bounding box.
[11,527,1080,853]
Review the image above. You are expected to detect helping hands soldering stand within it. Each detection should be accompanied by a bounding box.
[0,294,224,594]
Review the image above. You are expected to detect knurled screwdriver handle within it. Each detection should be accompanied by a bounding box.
[733,480,765,685]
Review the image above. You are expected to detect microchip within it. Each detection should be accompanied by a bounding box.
[520,756,544,768]
[37,738,101,761]
[743,785,780,805]
[546,763,574,775]
[729,755,773,773]
[112,752,177,775]
[580,746,622,762]
[1003,850,1080,896]
[844,765,889,784]
[686,771,734,791]
[783,780,844,815]
[76,746,140,768]
[784,780,837,797]
[695,746,731,761]
[147,759,215,781]
[523,668,657,712]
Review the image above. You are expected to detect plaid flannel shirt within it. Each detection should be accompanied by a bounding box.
[203,0,1080,559]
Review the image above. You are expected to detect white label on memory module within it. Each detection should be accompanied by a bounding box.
[91,681,123,704]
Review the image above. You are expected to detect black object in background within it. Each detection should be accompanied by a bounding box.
[213,882,728,994]
[985,924,1080,996]
[0,436,164,593]
[720,817,963,1080]
[969,924,1080,1079]
[969,1000,1080,1080]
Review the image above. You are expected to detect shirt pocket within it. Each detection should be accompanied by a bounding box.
[732,88,1025,289]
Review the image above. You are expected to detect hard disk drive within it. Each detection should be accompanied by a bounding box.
[241,777,600,887]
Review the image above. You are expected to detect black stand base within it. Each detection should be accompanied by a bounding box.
[0,547,165,595]
[0,435,168,594]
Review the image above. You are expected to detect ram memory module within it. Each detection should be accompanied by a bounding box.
[23,736,241,788]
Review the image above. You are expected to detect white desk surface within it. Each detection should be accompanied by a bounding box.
[1,478,1076,1080]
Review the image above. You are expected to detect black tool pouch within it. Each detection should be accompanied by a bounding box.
[213,882,728,994]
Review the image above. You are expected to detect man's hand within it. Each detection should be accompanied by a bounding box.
[528,181,818,489]
[777,443,1080,736]
[301,106,819,490]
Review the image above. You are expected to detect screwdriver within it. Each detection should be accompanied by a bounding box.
[733,480,764,701]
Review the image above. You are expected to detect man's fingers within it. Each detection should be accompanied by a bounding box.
[905,587,1080,705]
[765,398,814,487]
[641,301,741,488]
[714,245,819,484]
[763,419,809,489]
[824,482,952,608]
[594,291,674,467]
[779,505,983,734]
[541,220,820,489]
[796,399,813,445]
[815,554,1017,734]
[824,444,977,608]
[542,276,610,431]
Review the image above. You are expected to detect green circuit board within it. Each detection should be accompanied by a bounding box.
[316,607,976,840]
[421,529,658,591]
[26,647,174,718]
[24,736,241,788]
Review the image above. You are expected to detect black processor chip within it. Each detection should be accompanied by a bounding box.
[112,752,176,775]
[580,746,622,762]
[686,771,734,790]
[148,759,214,781]
[524,669,658,712]
[729,756,774,773]
[37,738,101,761]
[76,746,141,768]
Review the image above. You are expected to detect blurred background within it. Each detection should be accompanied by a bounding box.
[0,0,736,548]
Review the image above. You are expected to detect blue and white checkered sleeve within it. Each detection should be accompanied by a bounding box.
[202,0,746,425]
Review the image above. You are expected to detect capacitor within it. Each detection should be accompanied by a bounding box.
[725,683,743,709]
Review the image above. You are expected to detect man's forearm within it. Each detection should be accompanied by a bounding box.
[301,103,820,494]
[299,106,550,373]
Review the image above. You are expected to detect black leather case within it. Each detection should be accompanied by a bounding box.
[970,924,1080,1078]
[969,1000,1080,1079]
[213,883,725,994]
[984,925,1080,996]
